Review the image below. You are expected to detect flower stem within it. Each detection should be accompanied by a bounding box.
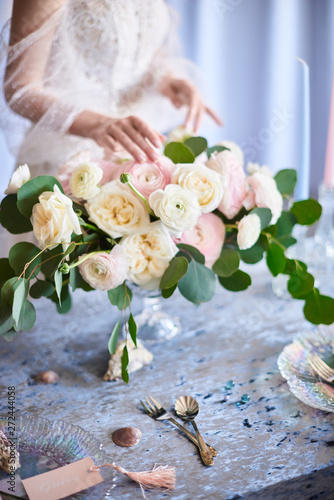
[120,173,155,216]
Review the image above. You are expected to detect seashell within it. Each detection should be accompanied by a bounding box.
[175,395,199,417]
[34,370,59,384]
[112,426,142,447]
[0,430,20,473]
[103,339,153,381]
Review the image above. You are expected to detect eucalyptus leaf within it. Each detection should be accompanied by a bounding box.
[41,247,64,279]
[276,211,297,237]
[128,313,137,347]
[12,279,29,328]
[56,285,72,314]
[0,303,15,336]
[206,145,230,159]
[290,199,322,225]
[1,277,23,305]
[17,176,63,218]
[9,242,42,278]
[108,319,121,354]
[178,260,216,304]
[249,208,272,230]
[0,195,33,234]
[29,279,55,299]
[62,242,76,260]
[288,271,314,299]
[108,283,132,310]
[212,249,240,277]
[14,300,36,332]
[160,256,188,289]
[218,270,251,292]
[274,169,297,196]
[177,244,205,264]
[184,136,208,157]
[161,283,177,298]
[164,142,195,164]
[0,258,15,285]
[304,291,334,325]
[266,243,286,276]
[239,242,265,264]
[54,269,63,306]
[121,345,130,383]
[276,235,297,249]
[2,328,21,342]
[69,267,94,292]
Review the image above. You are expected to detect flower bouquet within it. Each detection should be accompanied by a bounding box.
[1,130,334,382]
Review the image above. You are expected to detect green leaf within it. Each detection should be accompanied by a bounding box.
[0,304,15,336]
[107,283,132,310]
[9,242,42,278]
[2,329,21,341]
[219,270,251,291]
[69,267,94,292]
[276,235,297,248]
[184,136,208,157]
[128,313,137,347]
[160,256,188,289]
[0,195,33,234]
[164,142,195,164]
[249,208,272,229]
[1,277,23,305]
[56,285,72,314]
[290,199,322,225]
[274,169,297,196]
[121,345,129,384]
[41,247,64,279]
[14,300,36,332]
[266,243,286,276]
[54,269,63,306]
[161,283,177,298]
[108,319,121,354]
[177,244,205,264]
[239,241,265,264]
[62,242,76,260]
[304,291,334,325]
[12,279,29,328]
[276,211,297,237]
[17,176,63,218]
[206,145,230,159]
[29,279,54,299]
[212,249,240,277]
[178,260,216,304]
[287,271,314,299]
[0,259,15,285]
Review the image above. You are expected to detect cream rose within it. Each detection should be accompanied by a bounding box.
[85,180,150,238]
[216,140,244,167]
[149,184,201,236]
[78,245,129,291]
[248,172,283,224]
[120,221,178,290]
[171,163,224,213]
[31,184,81,249]
[237,213,261,250]
[69,162,103,200]
[5,164,31,194]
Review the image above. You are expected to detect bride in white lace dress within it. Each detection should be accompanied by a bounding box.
[1,0,221,177]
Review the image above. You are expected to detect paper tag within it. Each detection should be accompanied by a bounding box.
[21,457,103,500]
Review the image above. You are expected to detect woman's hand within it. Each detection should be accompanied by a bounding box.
[69,111,165,163]
[159,76,223,132]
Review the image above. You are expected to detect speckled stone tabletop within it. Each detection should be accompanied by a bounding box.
[1,263,334,499]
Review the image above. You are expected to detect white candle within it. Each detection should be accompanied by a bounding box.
[324,67,334,189]
[295,58,310,200]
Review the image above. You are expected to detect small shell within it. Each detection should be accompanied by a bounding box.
[112,426,142,447]
[34,370,59,384]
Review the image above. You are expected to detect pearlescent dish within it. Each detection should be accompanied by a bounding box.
[0,415,114,499]
[278,327,334,412]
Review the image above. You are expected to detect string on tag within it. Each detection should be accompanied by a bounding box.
[90,462,175,496]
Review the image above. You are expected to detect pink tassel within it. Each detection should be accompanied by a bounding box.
[90,463,176,491]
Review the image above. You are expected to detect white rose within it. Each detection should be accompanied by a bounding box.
[248,172,283,224]
[216,140,244,167]
[149,184,201,236]
[171,163,224,213]
[120,221,178,290]
[31,185,81,249]
[237,213,261,250]
[78,245,129,291]
[85,180,150,238]
[247,162,273,177]
[5,164,31,194]
[69,162,103,200]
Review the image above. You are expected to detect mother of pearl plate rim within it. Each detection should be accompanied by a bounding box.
[277,326,334,413]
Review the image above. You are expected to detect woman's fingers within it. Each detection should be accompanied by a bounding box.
[205,105,223,126]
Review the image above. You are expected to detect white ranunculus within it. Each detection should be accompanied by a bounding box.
[248,172,283,224]
[149,184,201,236]
[237,213,261,250]
[78,245,129,291]
[5,164,31,194]
[31,185,81,249]
[171,163,224,213]
[216,140,244,167]
[69,162,103,200]
[85,180,150,238]
[120,221,178,290]
[247,162,273,177]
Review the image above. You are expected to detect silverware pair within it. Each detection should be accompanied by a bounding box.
[141,395,216,466]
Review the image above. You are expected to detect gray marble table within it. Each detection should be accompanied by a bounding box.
[0,263,334,499]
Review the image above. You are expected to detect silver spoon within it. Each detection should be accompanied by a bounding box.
[175,395,214,466]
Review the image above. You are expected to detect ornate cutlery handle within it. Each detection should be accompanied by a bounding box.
[168,417,218,457]
[191,420,214,467]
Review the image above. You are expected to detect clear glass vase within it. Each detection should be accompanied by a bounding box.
[131,287,181,343]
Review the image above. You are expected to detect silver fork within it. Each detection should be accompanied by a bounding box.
[307,354,334,382]
[140,395,218,457]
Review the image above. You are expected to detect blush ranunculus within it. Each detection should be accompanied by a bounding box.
[118,156,175,199]
[248,172,283,224]
[5,164,31,194]
[78,245,129,291]
[174,213,225,268]
[206,150,247,219]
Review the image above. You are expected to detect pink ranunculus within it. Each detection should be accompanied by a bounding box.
[206,150,247,219]
[174,213,225,268]
[118,157,175,199]
[78,245,129,291]
[248,172,283,224]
